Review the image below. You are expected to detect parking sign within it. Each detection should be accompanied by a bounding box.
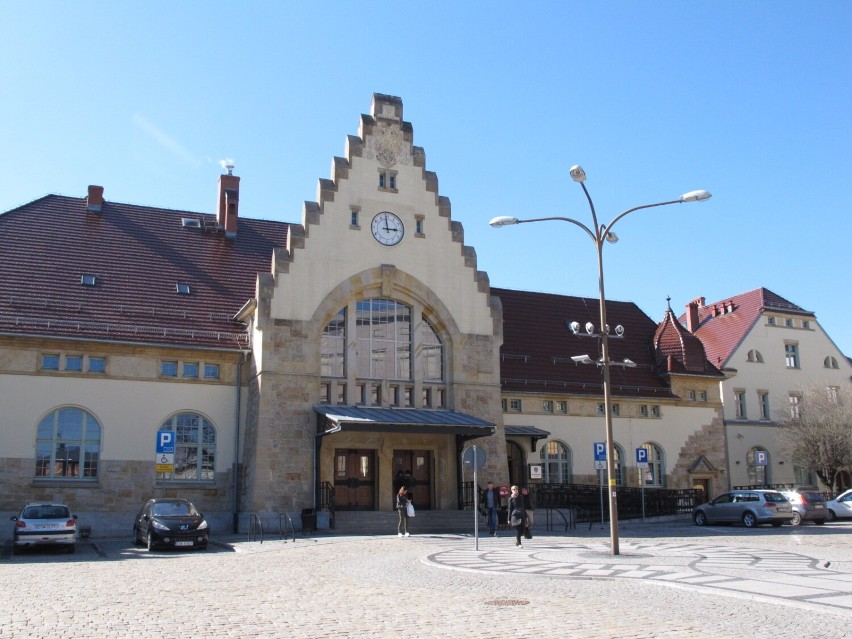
[636,447,648,468]
[754,450,768,466]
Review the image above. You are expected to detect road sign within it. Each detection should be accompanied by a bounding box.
[156,431,175,473]
[594,442,607,461]
[754,450,768,466]
[594,461,607,470]
[462,445,486,469]
[636,447,649,468]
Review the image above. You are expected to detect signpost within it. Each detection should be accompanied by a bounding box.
[156,431,175,475]
[462,445,486,549]
[594,442,606,526]
[636,447,649,522]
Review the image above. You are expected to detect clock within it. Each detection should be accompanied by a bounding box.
[371,212,404,246]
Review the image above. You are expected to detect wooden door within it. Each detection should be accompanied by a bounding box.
[393,450,432,510]
[334,449,375,510]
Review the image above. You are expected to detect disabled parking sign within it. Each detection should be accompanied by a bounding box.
[156,431,175,473]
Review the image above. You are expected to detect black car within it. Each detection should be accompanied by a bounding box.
[133,498,209,551]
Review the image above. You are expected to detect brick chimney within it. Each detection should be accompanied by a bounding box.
[217,168,239,239]
[686,300,701,333]
[86,185,104,213]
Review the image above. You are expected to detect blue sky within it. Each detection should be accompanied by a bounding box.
[3,2,851,355]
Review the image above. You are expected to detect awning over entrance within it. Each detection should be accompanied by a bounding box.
[504,425,551,452]
[314,405,495,438]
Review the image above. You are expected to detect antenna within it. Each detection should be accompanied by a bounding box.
[219,159,235,175]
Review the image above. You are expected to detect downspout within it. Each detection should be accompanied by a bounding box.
[232,352,245,534]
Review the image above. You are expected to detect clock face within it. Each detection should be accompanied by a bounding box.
[371,212,404,246]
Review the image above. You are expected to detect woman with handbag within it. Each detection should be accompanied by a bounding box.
[396,485,412,537]
[507,485,527,548]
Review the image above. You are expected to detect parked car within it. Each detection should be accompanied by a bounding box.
[133,498,209,551]
[692,489,794,528]
[826,489,852,521]
[782,487,828,525]
[10,502,77,554]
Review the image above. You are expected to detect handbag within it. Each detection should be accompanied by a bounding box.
[406,502,415,517]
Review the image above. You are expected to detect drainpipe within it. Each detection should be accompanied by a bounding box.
[232,352,247,533]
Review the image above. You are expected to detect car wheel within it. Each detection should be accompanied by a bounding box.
[147,531,156,552]
[827,510,837,522]
[67,544,76,554]
[814,519,826,525]
[693,511,707,526]
[790,512,802,526]
[742,512,757,528]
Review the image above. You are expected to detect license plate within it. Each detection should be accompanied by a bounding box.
[815,504,824,509]
[175,541,194,547]
[34,524,58,529]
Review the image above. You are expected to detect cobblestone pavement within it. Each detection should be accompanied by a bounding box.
[2,520,851,638]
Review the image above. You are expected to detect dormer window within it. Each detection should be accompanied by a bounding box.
[81,274,97,286]
[176,283,191,295]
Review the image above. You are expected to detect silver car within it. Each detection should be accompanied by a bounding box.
[10,502,78,553]
[693,489,794,528]
[826,489,852,521]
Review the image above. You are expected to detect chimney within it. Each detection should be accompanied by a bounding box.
[216,168,239,239]
[86,185,104,213]
[686,301,700,333]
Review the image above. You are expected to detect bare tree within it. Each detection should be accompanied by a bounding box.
[778,385,852,491]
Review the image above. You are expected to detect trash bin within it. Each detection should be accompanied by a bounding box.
[301,508,316,534]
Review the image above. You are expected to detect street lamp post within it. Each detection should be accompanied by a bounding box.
[490,166,710,555]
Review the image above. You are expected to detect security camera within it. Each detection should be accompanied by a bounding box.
[585,322,595,335]
[568,321,580,335]
[615,325,625,337]
[623,358,637,367]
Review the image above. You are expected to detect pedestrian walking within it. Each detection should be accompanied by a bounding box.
[484,481,500,536]
[521,486,534,539]
[396,485,411,537]
[507,485,526,547]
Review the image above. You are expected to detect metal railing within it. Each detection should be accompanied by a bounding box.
[247,512,296,544]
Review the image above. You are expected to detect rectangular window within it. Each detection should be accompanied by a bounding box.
[337,384,347,405]
[542,400,554,413]
[735,391,747,418]
[651,405,660,418]
[509,399,522,412]
[422,387,432,408]
[803,320,810,329]
[389,174,396,190]
[789,394,801,419]
[687,390,696,401]
[65,356,83,372]
[596,403,605,416]
[42,354,60,370]
[415,216,424,235]
[161,361,178,377]
[758,392,770,419]
[182,362,199,378]
[320,383,330,404]
[88,357,106,373]
[379,173,385,188]
[785,343,800,368]
[768,316,776,325]
[555,401,567,414]
[640,405,648,417]
[501,399,508,412]
[351,210,359,226]
[203,363,220,380]
[785,318,793,327]
[698,391,707,402]
[611,404,620,416]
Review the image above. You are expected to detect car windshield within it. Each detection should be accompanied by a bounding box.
[152,501,196,517]
[762,492,788,503]
[23,505,70,519]
[800,492,824,502]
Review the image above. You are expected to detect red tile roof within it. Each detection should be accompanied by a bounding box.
[0,194,288,350]
[653,307,723,376]
[491,287,678,399]
[676,288,812,368]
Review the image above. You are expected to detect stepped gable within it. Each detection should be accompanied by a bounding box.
[677,287,811,369]
[492,287,676,399]
[0,192,288,349]
[653,304,723,376]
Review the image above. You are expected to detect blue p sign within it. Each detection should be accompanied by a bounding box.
[636,448,648,464]
[755,450,768,466]
[157,431,175,454]
[594,442,607,461]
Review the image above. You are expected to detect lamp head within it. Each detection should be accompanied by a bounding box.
[605,231,619,244]
[489,216,519,227]
[571,354,593,364]
[680,190,711,202]
[623,358,637,368]
[569,165,586,183]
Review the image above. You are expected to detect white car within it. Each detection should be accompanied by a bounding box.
[826,489,852,521]
[10,502,78,554]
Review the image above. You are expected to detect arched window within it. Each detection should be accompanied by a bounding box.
[747,447,770,486]
[157,413,216,481]
[824,356,839,369]
[746,350,764,363]
[321,298,446,407]
[539,440,572,483]
[35,407,101,479]
[640,442,665,487]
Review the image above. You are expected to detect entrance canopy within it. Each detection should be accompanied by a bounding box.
[504,425,550,452]
[314,405,495,438]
